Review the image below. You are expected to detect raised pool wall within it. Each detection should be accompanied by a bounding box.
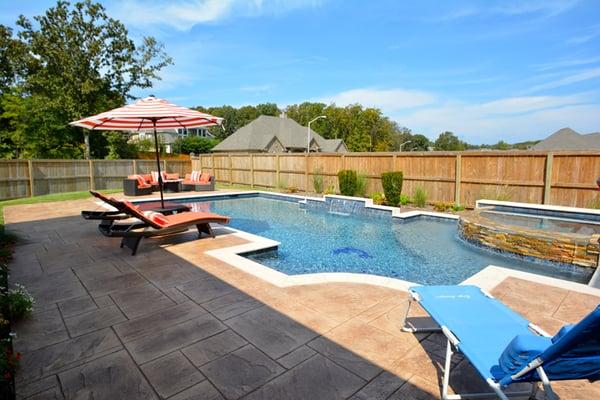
[459,212,600,268]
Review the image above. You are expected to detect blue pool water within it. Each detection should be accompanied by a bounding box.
[180,195,592,285]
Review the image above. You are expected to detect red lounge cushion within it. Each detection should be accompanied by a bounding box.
[143,211,169,227]
[166,173,179,180]
[199,173,211,183]
[137,183,152,189]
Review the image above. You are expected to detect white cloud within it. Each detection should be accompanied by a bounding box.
[316,88,436,111]
[428,0,578,22]
[526,67,600,93]
[533,56,600,71]
[111,0,325,30]
[394,94,599,143]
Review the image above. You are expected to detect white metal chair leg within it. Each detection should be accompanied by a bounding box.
[442,339,453,400]
[536,367,557,400]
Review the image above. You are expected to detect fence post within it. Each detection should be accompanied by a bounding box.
[88,160,95,191]
[211,154,216,178]
[341,154,346,170]
[276,154,280,189]
[228,154,233,185]
[132,159,137,174]
[305,154,309,192]
[163,159,167,172]
[455,154,461,204]
[543,152,553,204]
[250,154,255,188]
[27,160,34,197]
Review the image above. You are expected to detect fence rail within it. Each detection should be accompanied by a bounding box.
[192,151,600,208]
[0,159,192,200]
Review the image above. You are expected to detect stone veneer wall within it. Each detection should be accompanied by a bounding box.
[459,212,600,268]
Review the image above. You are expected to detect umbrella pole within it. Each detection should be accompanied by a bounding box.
[152,119,165,209]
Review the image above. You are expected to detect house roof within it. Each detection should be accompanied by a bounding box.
[212,115,346,152]
[532,128,600,150]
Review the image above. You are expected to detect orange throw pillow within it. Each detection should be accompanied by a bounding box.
[199,173,211,183]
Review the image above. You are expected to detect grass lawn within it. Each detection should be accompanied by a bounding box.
[0,190,121,228]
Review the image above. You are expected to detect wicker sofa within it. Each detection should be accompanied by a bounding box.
[123,172,183,196]
[181,173,215,192]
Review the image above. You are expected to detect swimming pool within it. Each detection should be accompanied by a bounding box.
[177,194,592,285]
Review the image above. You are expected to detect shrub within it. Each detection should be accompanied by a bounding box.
[313,167,324,194]
[173,136,219,155]
[285,186,300,194]
[400,194,410,206]
[355,174,367,197]
[381,172,404,206]
[433,201,452,212]
[371,192,385,205]
[413,186,428,208]
[451,203,465,212]
[2,284,34,321]
[324,185,336,195]
[337,170,358,196]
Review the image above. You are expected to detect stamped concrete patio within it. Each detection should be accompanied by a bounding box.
[5,194,600,400]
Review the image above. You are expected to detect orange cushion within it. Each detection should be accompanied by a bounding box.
[166,173,179,180]
[199,173,211,183]
[141,174,152,183]
[128,174,147,187]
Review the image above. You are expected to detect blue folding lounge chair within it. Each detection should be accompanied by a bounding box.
[402,285,600,400]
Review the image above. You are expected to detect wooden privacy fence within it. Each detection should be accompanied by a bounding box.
[192,151,600,208]
[0,159,192,200]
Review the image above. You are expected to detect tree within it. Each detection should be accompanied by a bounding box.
[105,132,138,159]
[407,134,431,151]
[173,136,219,154]
[0,0,172,159]
[434,131,466,151]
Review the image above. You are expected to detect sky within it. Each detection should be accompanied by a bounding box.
[2,0,600,144]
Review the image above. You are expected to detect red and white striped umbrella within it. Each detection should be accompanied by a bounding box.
[70,96,223,130]
[71,96,223,208]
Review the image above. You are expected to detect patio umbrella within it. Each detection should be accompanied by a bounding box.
[71,96,223,208]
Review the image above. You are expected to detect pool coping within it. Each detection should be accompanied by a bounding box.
[113,191,600,295]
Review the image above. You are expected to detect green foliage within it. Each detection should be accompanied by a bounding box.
[324,185,335,195]
[433,201,466,212]
[355,174,367,197]
[480,185,513,201]
[276,178,287,190]
[381,172,404,206]
[173,136,219,155]
[400,194,410,205]
[452,203,465,212]
[104,132,138,159]
[337,170,357,196]
[2,284,34,321]
[587,197,600,210]
[434,131,467,151]
[312,167,324,194]
[413,186,428,208]
[371,192,385,205]
[0,0,172,159]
